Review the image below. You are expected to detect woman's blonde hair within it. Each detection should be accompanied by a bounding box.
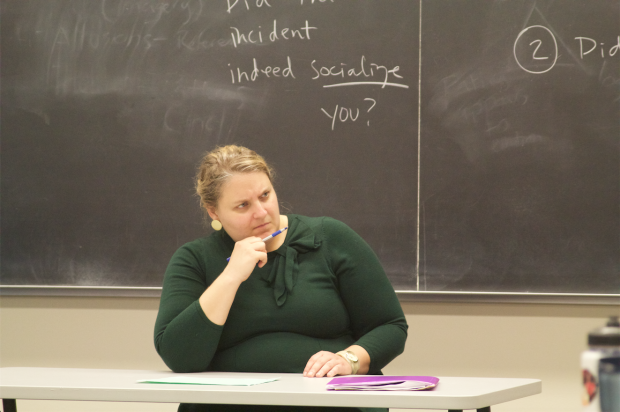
[195,145,275,211]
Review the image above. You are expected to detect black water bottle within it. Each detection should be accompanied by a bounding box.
[582,316,620,412]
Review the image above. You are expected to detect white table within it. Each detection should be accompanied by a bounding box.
[0,367,541,411]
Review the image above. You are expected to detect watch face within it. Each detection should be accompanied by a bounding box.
[346,352,358,362]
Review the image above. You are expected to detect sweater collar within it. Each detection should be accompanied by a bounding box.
[218,215,322,306]
[259,215,322,306]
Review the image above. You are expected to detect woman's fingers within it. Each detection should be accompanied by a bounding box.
[232,237,265,258]
[226,237,268,281]
[245,238,267,268]
[256,252,268,268]
[303,351,352,378]
[303,351,321,376]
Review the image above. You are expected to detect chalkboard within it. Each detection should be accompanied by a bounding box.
[1,0,618,298]
[418,0,619,294]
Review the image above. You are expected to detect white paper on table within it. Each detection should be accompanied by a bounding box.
[138,377,279,386]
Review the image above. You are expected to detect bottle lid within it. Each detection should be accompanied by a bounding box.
[588,316,620,346]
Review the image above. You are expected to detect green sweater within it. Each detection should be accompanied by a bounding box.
[154,215,408,411]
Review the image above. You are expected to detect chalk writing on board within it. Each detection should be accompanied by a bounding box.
[228,56,295,83]
[227,0,334,14]
[513,25,558,74]
[38,0,411,134]
[514,25,619,74]
[312,56,407,89]
[102,0,204,25]
[176,32,233,51]
[229,20,318,47]
[299,0,334,5]
[226,0,270,13]
[320,97,377,130]
[575,36,620,59]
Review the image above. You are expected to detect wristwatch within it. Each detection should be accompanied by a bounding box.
[336,350,359,375]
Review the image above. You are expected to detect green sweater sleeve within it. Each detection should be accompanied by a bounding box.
[154,241,224,373]
[322,218,408,374]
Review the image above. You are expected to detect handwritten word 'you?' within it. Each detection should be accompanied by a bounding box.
[322,98,377,130]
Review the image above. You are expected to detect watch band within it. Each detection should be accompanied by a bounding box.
[336,350,360,375]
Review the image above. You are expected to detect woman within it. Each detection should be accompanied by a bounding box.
[154,145,408,412]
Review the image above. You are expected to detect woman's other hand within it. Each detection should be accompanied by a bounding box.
[303,345,370,378]
[303,351,351,378]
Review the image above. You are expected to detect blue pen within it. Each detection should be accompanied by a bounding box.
[226,227,288,262]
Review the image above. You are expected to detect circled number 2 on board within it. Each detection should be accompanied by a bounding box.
[513,25,558,74]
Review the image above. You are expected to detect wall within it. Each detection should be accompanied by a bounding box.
[0,296,617,412]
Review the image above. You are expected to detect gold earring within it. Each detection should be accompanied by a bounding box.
[211,220,222,231]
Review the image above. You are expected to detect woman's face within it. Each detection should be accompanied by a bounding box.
[208,172,281,242]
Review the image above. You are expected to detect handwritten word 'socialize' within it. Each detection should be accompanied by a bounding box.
[321,98,377,130]
[227,0,271,13]
[228,56,295,84]
[575,36,620,59]
[230,20,317,48]
[311,56,407,89]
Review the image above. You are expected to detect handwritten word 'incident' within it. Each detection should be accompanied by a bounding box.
[230,20,317,48]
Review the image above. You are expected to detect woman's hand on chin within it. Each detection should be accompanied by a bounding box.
[224,236,268,283]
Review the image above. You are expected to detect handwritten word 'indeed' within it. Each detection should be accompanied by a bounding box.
[575,36,620,59]
[227,0,271,13]
[230,20,317,48]
[311,56,407,89]
[228,56,295,84]
[321,98,377,130]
